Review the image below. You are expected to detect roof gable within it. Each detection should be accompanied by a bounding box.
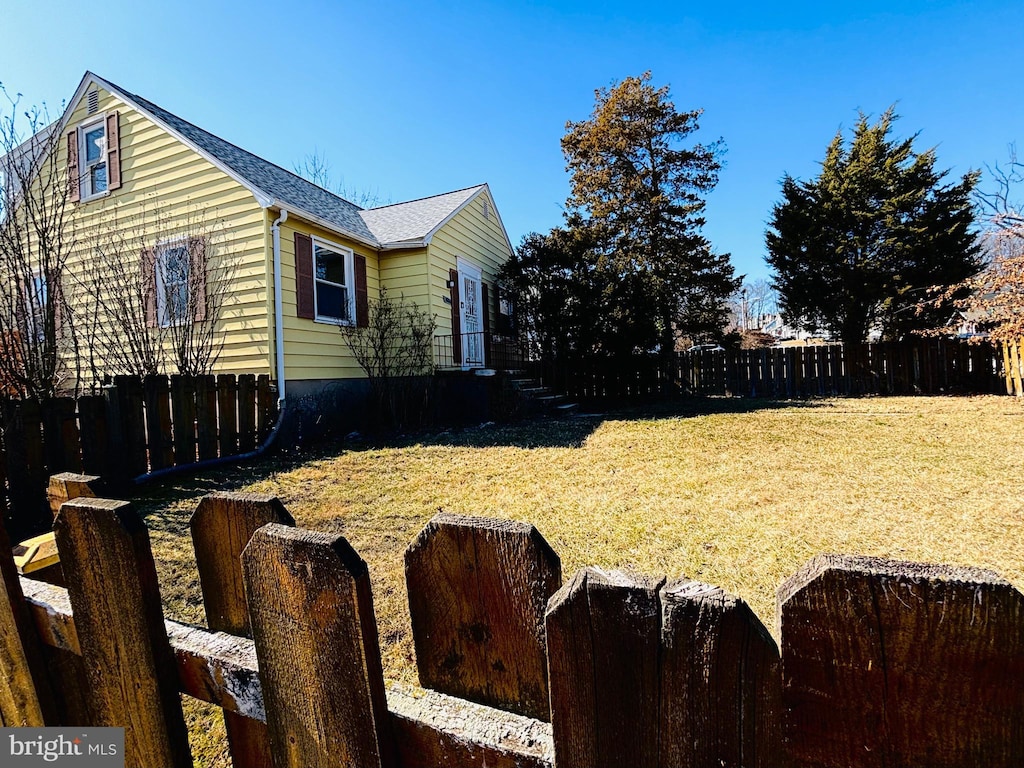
[60,73,510,253]
[359,186,484,246]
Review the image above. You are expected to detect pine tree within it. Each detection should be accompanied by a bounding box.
[561,72,739,366]
[766,108,981,345]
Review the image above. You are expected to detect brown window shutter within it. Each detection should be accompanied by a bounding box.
[449,268,461,364]
[105,112,122,191]
[189,237,208,322]
[142,247,157,327]
[481,282,491,366]
[354,255,369,328]
[66,130,80,202]
[294,232,314,319]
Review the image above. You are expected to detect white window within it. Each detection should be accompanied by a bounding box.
[313,237,354,324]
[27,272,48,343]
[79,119,107,199]
[156,241,190,327]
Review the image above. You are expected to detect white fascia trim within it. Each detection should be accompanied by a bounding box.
[269,202,380,249]
[378,239,428,251]
[420,185,487,246]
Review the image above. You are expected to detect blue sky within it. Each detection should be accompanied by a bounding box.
[3,0,1020,281]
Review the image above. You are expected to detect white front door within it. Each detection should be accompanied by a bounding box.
[458,258,484,367]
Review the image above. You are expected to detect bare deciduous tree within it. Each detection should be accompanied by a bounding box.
[932,147,1024,342]
[72,201,234,379]
[294,149,391,209]
[340,287,436,430]
[0,86,78,400]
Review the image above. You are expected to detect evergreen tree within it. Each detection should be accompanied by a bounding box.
[561,72,739,365]
[766,108,981,345]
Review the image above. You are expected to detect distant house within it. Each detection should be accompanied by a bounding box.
[37,71,515,409]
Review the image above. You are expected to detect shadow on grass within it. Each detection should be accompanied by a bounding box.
[409,395,831,450]
[131,395,832,531]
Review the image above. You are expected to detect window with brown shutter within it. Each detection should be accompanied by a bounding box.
[72,109,121,201]
[66,130,80,202]
[105,112,122,191]
[354,255,368,328]
[142,247,157,328]
[188,237,208,322]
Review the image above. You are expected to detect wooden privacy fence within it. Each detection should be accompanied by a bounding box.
[540,339,1006,401]
[685,339,1004,398]
[0,374,277,542]
[4,487,1024,767]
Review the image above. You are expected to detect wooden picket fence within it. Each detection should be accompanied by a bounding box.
[0,374,277,542]
[1004,339,1024,396]
[3,481,1024,767]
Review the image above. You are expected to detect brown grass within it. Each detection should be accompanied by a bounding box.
[135,394,1024,767]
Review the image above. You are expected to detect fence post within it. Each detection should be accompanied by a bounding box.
[217,374,239,457]
[191,492,294,768]
[195,374,219,460]
[242,524,395,768]
[108,377,147,481]
[46,472,101,519]
[546,567,664,768]
[237,374,257,452]
[405,513,561,720]
[256,375,275,438]
[0,518,58,726]
[170,375,197,465]
[77,394,109,479]
[778,554,1024,768]
[41,397,81,474]
[659,579,780,768]
[144,375,174,471]
[53,498,192,767]
[2,399,49,541]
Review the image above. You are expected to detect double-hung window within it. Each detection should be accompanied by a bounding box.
[27,272,48,343]
[313,238,354,324]
[79,119,108,199]
[156,240,191,327]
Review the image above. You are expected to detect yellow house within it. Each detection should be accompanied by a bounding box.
[45,72,515,412]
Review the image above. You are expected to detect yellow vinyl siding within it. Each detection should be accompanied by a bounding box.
[59,83,271,380]
[379,247,432,315]
[278,217,379,381]
[427,188,512,336]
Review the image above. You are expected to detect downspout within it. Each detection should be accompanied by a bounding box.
[133,208,291,485]
[272,209,289,405]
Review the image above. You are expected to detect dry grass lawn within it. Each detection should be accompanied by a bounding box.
[135,394,1024,766]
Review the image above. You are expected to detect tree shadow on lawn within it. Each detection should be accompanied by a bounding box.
[131,395,828,534]
[412,395,830,450]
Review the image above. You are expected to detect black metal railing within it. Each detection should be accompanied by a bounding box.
[434,332,527,371]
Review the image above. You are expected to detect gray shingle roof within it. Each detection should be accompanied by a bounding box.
[359,186,484,245]
[91,74,492,249]
[103,78,373,243]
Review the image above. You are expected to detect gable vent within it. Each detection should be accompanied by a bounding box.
[87,90,99,115]
[482,199,491,219]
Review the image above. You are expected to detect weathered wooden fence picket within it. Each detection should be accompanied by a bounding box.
[3,484,1024,767]
[0,374,277,542]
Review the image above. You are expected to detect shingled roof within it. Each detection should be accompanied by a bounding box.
[71,73,496,250]
[359,186,485,247]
